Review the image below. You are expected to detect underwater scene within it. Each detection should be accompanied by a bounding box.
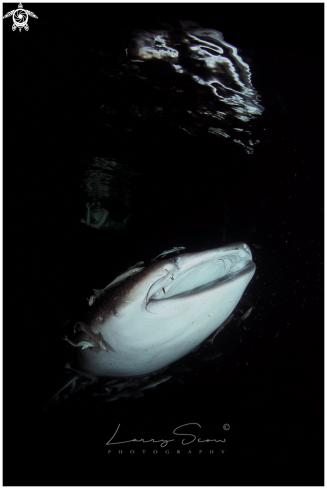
[4,3,323,486]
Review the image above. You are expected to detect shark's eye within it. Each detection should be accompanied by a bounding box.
[170,256,182,269]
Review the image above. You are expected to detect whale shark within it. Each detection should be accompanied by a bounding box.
[72,243,255,378]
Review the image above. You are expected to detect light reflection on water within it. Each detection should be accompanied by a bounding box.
[127,21,263,153]
[85,22,265,209]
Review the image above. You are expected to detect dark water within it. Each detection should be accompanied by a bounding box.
[5,4,323,486]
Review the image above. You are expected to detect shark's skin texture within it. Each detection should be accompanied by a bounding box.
[75,243,255,378]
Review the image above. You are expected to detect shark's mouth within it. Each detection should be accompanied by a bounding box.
[167,261,254,299]
[146,244,253,305]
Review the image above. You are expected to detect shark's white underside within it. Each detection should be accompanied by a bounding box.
[76,243,256,377]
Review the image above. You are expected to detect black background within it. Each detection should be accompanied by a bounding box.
[4,3,323,486]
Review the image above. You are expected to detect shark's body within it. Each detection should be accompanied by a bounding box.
[75,243,255,378]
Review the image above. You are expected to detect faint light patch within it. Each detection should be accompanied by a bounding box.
[81,157,138,208]
[128,21,264,153]
[208,127,230,138]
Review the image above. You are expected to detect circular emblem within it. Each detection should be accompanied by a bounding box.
[223,423,230,431]
[13,9,28,29]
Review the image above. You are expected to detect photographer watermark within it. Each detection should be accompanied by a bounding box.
[3,3,38,32]
[106,422,230,455]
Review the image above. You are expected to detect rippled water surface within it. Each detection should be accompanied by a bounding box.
[99,21,263,154]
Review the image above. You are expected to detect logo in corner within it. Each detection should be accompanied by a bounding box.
[3,3,38,32]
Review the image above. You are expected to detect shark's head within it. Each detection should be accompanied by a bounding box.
[75,243,255,378]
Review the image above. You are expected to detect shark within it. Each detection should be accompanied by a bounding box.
[73,243,256,378]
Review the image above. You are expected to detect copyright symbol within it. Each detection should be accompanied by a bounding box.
[223,423,230,431]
